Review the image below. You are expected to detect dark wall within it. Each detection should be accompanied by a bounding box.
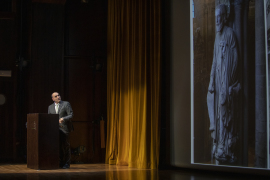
[159,0,171,168]
[65,0,107,57]
[29,2,65,113]
[64,0,107,163]
[0,0,19,162]
[0,0,107,163]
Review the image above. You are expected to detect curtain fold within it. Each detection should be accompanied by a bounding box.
[106,0,161,169]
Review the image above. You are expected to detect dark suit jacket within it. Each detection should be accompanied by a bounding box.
[48,101,74,134]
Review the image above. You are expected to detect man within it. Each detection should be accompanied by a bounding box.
[48,92,74,169]
[207,4,241,164]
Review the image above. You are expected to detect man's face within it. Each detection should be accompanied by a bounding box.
[215,9,224,32]
[52,93,61,104]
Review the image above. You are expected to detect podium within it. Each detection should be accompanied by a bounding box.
[27,113,59,170]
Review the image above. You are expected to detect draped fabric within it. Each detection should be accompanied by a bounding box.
[106,0,161,169]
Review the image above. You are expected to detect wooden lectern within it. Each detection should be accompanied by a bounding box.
[27,113,59,170]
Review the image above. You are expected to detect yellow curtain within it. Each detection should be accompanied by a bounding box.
[106,0,161,169]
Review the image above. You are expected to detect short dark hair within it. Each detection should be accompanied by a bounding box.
[51,92,59,98]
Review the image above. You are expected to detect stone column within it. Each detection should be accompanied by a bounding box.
[255,0,267,168]
[242,0,250,167]
[233,0,253,166]
[234,0,243,55]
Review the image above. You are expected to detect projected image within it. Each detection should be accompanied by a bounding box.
[192,0,269,168]
[207,3,240,165]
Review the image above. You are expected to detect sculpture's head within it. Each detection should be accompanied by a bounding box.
[215,4,227,32]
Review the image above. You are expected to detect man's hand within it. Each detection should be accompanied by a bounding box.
[59,118,64,124]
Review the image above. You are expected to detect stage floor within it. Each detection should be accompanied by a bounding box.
[0,163,269,180]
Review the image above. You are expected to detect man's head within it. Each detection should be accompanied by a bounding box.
[215,4,227,32]
[51,92,61,104]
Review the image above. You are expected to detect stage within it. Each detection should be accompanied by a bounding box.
[0,163,269,180]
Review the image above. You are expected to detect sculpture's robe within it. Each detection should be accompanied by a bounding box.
[208,26,240,163]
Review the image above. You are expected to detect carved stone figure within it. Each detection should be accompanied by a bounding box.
[207,4,241,164]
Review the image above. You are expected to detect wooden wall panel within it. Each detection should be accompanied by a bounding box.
[0,0,107,163]
[29,3,65,113]
[0,19,17,69]
[0,81,15,160]
[70,122,102,163]
[65,58,94,122]
[0,15,18,162]
[65,57,106,163]
[92,57,107,125]
[64,0,107,163]
[0,0,13,13]
[32,0,66,4]
[65,0,107,57]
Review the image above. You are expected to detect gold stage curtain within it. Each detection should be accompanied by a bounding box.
[106,0,161,169]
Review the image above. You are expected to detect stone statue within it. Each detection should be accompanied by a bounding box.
[207,4,241,164]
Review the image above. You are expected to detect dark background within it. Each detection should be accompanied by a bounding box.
[1,0,268,175]
[0,0,107,163]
